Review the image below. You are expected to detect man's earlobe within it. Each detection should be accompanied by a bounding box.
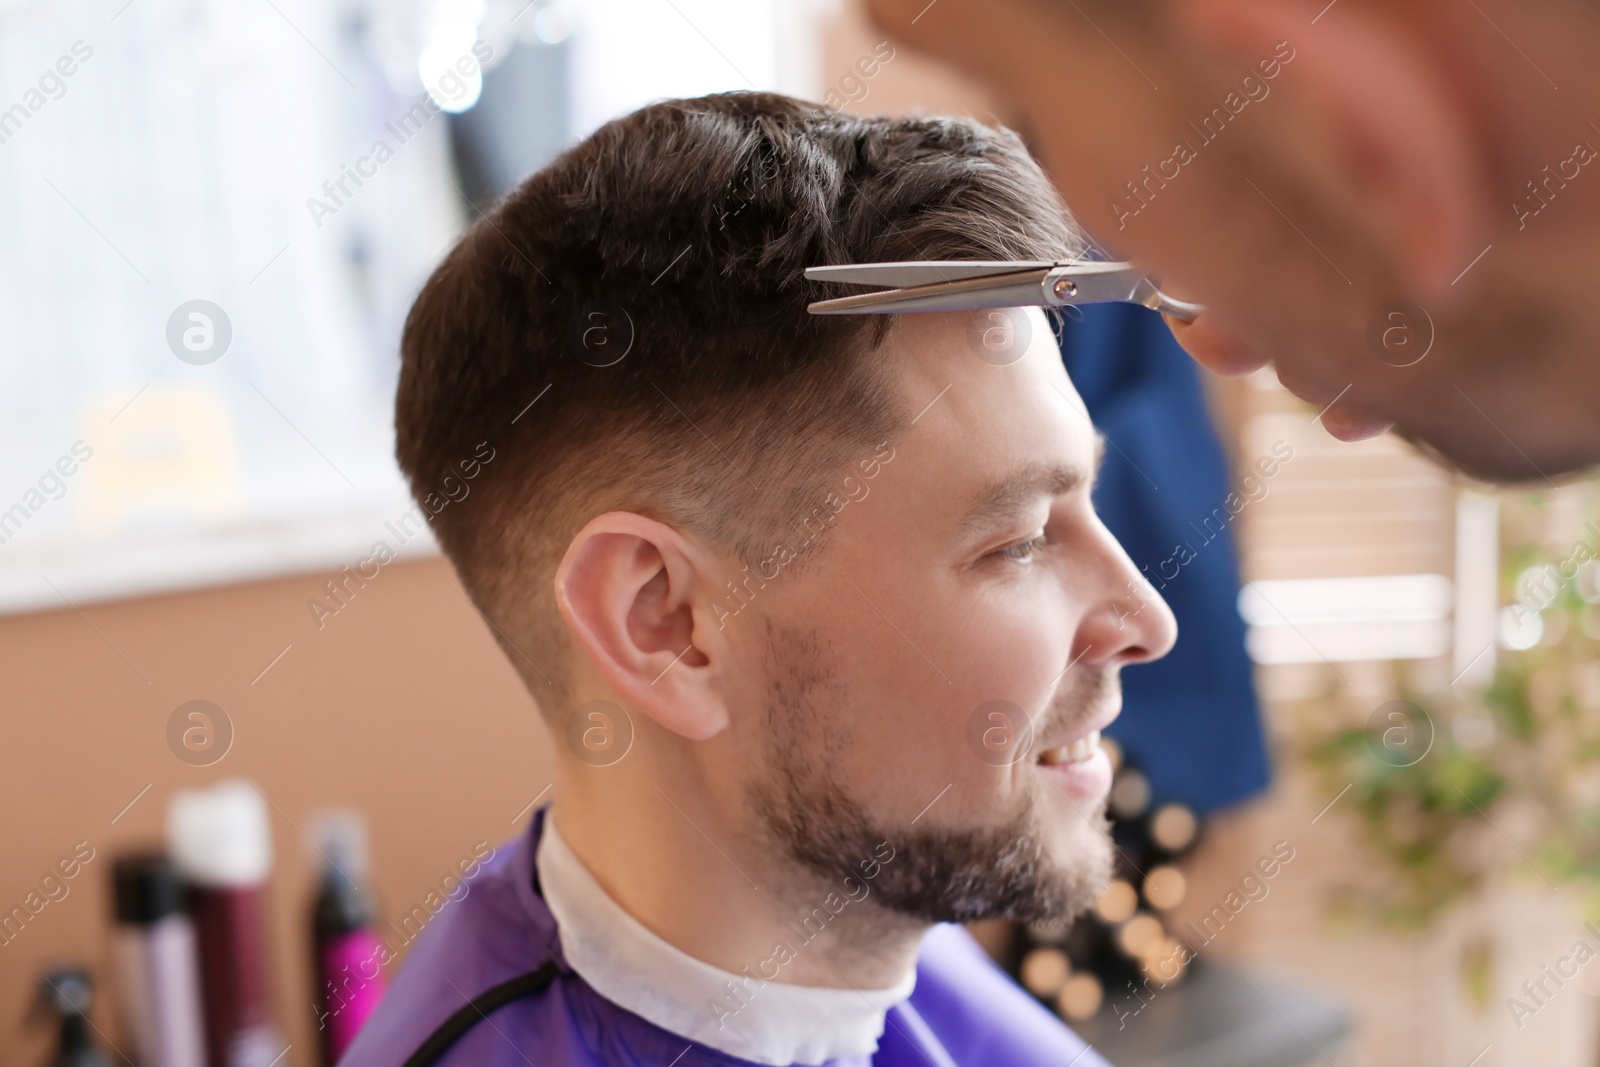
[1176,0,1492,304]
[553,513,728,741]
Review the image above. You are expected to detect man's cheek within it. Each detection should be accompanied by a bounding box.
[947,651,1052,779]
[838,674,982,821]
[846,716,960,820]
[951,600,1072,708]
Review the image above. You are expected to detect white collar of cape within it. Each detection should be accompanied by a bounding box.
[535,814,917,1066]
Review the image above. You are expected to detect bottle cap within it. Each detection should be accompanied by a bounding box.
[37,967,94,1018]
[35,966,113,1067]
[310,809,369,882]
[167,779,273,886]
[112,854,187,924]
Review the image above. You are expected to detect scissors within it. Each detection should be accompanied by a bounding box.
[804,260,1204,322]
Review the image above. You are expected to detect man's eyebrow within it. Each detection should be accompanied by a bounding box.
[958,438,1106,537]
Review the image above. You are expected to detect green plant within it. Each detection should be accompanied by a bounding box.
[1300,485,1600,932]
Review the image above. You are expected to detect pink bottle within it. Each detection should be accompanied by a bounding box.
[310,811,387,1064]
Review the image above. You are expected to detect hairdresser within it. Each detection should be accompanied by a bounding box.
[869,0,1600,484]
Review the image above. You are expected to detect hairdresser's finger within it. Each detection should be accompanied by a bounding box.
[1319,403,1394,442]
[1162,312,1268,376]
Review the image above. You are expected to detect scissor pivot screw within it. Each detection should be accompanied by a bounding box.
[1053,278,1078,299]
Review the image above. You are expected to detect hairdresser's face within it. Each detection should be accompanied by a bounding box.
[734,309,1175,924]
[869,0,1600,481]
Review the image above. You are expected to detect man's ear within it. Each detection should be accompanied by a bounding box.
[1176,0,1493,303]
[553,512,726,741]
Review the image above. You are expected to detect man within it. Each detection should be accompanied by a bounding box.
[341,92,1175,1066]
[868,0,1600,483]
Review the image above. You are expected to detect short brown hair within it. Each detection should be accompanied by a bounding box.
[395,91,1079,713]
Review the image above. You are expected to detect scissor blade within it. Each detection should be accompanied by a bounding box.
[803,261,1056,288]
[804,259,1206,321]
[808,270,1053,315]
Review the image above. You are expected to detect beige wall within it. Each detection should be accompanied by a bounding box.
[0,555,553,1066]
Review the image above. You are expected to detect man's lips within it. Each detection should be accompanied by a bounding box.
[1037,730,1103,766]
[1035,703,1121,767]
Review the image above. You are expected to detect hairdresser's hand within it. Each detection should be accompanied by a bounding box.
[1162,312,1393,443]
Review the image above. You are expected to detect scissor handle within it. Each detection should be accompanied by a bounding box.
[1150,294,1205,323]
[1041,266,1204,323]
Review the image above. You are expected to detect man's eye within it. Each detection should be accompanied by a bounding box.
[998,535,1048,564]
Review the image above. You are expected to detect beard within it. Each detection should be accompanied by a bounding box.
[746,622,1113,927]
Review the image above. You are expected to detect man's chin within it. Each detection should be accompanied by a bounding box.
[853,799,1115,928]
[1022,799,1114,924]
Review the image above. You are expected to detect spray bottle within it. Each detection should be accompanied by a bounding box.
[309,810,387,1064]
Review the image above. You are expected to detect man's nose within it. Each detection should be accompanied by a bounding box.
[1075,538,1179,669]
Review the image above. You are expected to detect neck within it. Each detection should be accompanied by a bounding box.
[550,755,925,992]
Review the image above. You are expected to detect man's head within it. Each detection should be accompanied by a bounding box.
[396,92,1175,929]
[870,0,1600,482]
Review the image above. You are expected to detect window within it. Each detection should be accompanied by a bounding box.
[0,0,792,614]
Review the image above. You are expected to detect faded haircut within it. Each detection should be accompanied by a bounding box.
[394,91,1081,713]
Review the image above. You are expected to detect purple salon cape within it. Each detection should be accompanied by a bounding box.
[340,810,1109,1067]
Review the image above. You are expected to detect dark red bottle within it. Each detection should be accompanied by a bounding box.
[168,781,286,1067]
